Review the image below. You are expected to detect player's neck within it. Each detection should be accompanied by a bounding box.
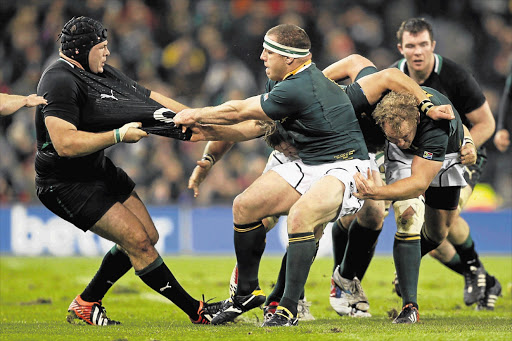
[59,52,85,71]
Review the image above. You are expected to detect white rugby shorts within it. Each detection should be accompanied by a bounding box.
[385,142,467,187]
[264,151,371,218]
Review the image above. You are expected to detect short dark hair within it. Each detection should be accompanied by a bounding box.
[266,24,311,50]
[396,18,434,44]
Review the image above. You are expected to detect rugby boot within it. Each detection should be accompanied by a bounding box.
[392,303,419,324]
[67,295,120,326]
[463,264,486,306]
[476,276,502,311]
[262,307,298,327]
[211,289,266,325]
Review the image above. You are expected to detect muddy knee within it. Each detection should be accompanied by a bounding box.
[393,197,425,235]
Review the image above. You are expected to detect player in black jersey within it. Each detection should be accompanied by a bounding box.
[390,18,500,310]
[35,16,220,326]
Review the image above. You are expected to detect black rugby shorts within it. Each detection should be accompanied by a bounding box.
[36,163,135,231]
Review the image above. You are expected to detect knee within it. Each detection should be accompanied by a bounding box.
[358,203,385,229]
[124,229,154,256]
[393,197,425,235]
[147,228,159,246]
[287,204,311,234]
[233,193,251,221]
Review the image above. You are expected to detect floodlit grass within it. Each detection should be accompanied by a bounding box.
[1,255,511,340]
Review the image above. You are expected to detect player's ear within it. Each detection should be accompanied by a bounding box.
[397,43,404,55]
[431,40,436,51]
[285,56,294,65]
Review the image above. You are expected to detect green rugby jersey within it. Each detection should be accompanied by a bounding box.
[260,62,368,165]
[407,87,464,161]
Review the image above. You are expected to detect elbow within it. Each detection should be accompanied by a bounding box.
[53,141,77,158]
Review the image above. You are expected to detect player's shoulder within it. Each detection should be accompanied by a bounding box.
[39,59,78,88]
[436,55,472,80]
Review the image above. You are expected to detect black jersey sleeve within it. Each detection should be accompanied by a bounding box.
[39,67,84,127]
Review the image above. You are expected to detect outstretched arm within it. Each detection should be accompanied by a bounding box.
[354,156,441,200]
[0,93,47,116]
[174,95,270,127]
[150,91,188,113]
[188,120,265,142]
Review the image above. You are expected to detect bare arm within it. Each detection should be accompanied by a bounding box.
[150,91,189,112]
[322,54,375,82]
[188,141,236,197]
[464,101,495,149]
[189,120,265,142]
[0,93,47,116]
[174,95,270,127]
[357,68,454,120]
[45,116,147,158]
[354,156,441,200]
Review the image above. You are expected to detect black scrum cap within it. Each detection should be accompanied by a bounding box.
[60,16,107,71]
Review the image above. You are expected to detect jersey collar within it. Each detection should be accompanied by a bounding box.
[283,60,312,80]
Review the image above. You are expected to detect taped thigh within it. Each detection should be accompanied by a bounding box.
[393,196,425,235]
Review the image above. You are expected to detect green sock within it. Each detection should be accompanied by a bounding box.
[340,218,381,280]
[394,233,421,308]
[331,219,349,273]
[81,245,132,302]
[266,241,319,305]
[441,253,465,275]
[453,234,481,269]
[281,232,316,317]
[234,221,266,295]
[136,256,199,319]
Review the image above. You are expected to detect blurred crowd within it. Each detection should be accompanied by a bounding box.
[1,0,511,207]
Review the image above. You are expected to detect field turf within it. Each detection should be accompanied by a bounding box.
[1,255,511,340]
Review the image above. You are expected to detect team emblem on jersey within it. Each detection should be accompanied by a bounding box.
[423,151,433,160]
[263,93,269,101]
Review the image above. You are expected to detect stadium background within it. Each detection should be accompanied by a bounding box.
[0,0,510,256]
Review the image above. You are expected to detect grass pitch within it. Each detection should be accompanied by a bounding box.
[0,255,511,340]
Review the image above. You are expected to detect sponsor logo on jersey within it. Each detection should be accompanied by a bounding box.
[423,151,433,160]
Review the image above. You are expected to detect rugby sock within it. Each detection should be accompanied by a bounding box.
[136,256,199,318]
[266,241,318,304]
[266,250,288,304]
[339,218,381,280]
[393,234,421,308]
[440,253,465,275]
[81,244,132,302]
[453,234,481,269]
[281,232,316,317]
[420,227,442,257]
[331,219,349,273]
[234,221,266,295]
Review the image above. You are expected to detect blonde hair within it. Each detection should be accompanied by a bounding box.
[372,91,419,135]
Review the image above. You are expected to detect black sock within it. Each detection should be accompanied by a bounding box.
[394,233,421,308]
[331,219,349,273]
[486,273,496,287]
[281,232,316,317]
[81,245,132,302]
[453,234,481,269]
[420,227,441,257]
[137,256,199,319]
[266,250,288,304]
[340,218,381,280]
[234,221,266,295]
